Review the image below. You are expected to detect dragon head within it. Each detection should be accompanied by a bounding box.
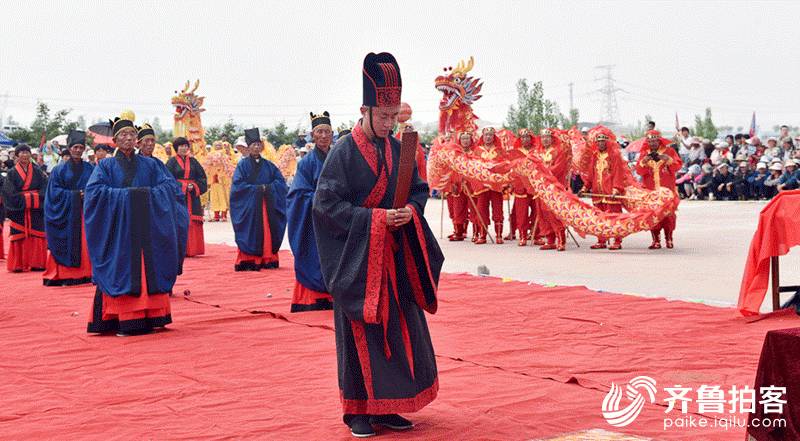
[435,56,483,112]
[171,79,206,119]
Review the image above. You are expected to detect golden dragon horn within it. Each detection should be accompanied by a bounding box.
[190,79,199,94]
[181,80,190,93]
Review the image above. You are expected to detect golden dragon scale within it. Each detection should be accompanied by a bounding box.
[427,142,678,239]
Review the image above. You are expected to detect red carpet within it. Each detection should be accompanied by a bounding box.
[0,243,796,440]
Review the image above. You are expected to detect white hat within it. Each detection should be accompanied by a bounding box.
[785,160,797,168]
[690,137,700,144]
[717,163,729,170]
[770,163,783,171]
[702,164,713,172]
[757,162,767,169]
[580,127,589,133]
[299,146,309,153]
[235,136,247,148]
[86,149,95,155]
[767,137,778,142]
[738,161,748,167]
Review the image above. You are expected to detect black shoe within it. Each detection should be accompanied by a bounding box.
[348,415,376,438]
[370,414,413,430]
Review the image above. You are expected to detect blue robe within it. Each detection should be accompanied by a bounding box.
[45,160,94,267]
[84,152,188,296]
[287,147,327,293]
[230,156,288,257]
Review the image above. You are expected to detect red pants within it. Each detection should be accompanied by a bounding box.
[594,202,623,243]
[513,195,537,237]
[477,191,504,226]
[652,213,677,236]
[447,193,469,225]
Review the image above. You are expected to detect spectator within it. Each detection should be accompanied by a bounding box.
[647,121,656,131]
[684,138,706,165]
[677,164,702,199]
[748,162,770,199]
[702,139,715,160]
[712,163,735,200]
[778,125,792,145]
[779,139,795,162]
[764,163,784,197]
[695,163,715,200]
[732,161,751,199]
[292,132,307,150]
[777,160,799,191]
[710,141,734,166]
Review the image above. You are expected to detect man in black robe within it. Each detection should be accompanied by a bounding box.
[313,52,444,438]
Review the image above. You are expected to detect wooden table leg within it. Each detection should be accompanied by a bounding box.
[771,256,780,311]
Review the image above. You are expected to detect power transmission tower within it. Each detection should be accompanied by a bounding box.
[569,82,574,113]
[595,65,623,123]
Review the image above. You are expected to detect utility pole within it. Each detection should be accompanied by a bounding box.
[0,92,8,129]
[594,65,622,123]
[568,82,574,113]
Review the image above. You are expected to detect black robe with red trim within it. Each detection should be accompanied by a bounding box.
[312,124,444,415]
[165,155,208,222]
[2,162,48,246]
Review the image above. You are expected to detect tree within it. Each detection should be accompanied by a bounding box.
[626,114,654,139]
[149,117,173,144]
[692,108,718,140]
[76,115,87,130]
[263,121,295,146]
[205,119,239,144]
[28,101,80,144]
[336,120,355,133]
[505,79,567,132]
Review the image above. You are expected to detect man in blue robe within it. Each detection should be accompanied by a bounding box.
[43,130,94,286]
[85,115,188,336]
[230,128,287,271]
[287,111,335,312]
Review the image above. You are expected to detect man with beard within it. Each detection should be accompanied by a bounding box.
[312,52,443,438]
[43,130,94,285]
[85,114,188,336]
[287,111,335,312]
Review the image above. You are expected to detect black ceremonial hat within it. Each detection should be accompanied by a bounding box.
[362,52,402,107]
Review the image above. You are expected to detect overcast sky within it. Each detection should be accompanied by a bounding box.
[2,0,799,134]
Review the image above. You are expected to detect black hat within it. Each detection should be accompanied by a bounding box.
[362,52,402,107]
[137,123,155,141]
[244,128,261,146]
[14,143,32,156]
[67,130,86,147]
[96,143,115,153]
[311,111,331,129]
[338,129,351,137]
[111,117,135,137]
[60,148,71,157]
[173,137,190,149]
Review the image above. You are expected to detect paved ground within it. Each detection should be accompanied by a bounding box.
[205,199,799,313]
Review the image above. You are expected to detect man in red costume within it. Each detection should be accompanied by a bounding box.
[444,131,475,242]
[532,128,571,251]
[473,127,506,244]
[635,130,682,249]
[510,129,541,246]
[581,129,627,250]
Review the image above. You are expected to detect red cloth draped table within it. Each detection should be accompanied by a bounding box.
[737,190,800,316]
[746,327,800,440]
